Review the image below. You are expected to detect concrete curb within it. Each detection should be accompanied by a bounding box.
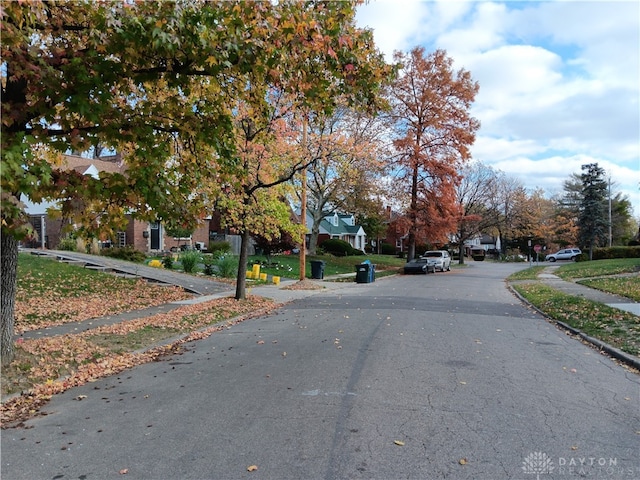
[508,284,640,371]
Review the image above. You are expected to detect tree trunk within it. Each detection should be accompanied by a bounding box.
[1,229,18,366]
[235,229,250,300]
[458,242,465,265]
[407,164,419,261]
[308,221,321,255]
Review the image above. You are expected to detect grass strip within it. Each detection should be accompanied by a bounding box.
[507,266,546,281]
[555,258,640,280]
[577,276,640,302]
[512,282,640,357]
[1,296,277,426]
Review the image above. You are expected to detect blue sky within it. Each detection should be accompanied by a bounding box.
[356,0,639,214]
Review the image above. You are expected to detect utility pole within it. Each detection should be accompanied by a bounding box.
[299,115,307,281]
[608,174,612,247]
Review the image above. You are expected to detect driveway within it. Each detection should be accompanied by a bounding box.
[2,263,639,479]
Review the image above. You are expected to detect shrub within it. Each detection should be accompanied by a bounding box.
[216,255,238,278]
[179,250,201,273]
[202,255,216,275]
[321,239,363,256]
[148,259,163,268]
[162,255,174,270]
[57,236,77,251]
[590,246,640,260]
[208,241,232,258]
[578,246,640,260]
[101,246,147,263]
[380,243,396,255]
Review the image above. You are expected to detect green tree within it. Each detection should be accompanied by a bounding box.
[302,106,389,254]
[357,209,387,253]
[578,163,609,259]
[610,193,635,246]
[1,0,391,362]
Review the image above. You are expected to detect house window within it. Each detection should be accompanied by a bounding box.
[333,214,339,226]
[117,231,126,247]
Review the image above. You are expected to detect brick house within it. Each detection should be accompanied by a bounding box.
[23,153,212,253]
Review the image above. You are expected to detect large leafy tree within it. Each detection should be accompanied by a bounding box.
[388,48,480,260]
[1,0,390,363]
[610,193,635,245]
[578,163,609,259]
[302,106,388,254]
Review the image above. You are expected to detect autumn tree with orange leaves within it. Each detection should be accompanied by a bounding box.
[388,48,480,260]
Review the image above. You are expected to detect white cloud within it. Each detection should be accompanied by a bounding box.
[356,0,640,214]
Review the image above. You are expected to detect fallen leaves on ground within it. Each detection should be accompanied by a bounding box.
[282,280,324,290]
[1,296,277,427]
[15,279,192,333]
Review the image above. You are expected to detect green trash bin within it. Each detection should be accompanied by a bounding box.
[310,260,325,279]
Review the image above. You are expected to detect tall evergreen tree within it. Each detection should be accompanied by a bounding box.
[578,163,608,259]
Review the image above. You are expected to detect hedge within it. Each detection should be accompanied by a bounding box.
[590,246,640,260]
[320,239,363,256]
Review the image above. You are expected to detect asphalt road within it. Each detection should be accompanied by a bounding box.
[2,263,639,480]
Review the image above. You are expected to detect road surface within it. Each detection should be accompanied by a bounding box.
[2,263,639,479]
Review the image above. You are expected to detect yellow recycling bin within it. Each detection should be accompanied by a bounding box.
[252,264,261,279]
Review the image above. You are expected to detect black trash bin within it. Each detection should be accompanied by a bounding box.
[310,260,325,279]
[355,262,375,283]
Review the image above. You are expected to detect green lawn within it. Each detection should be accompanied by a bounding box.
[555,258,640,280]
[512,282,639,356]
[509,258,640,358]
[247,253,407,279]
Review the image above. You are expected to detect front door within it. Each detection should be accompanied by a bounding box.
[150,222,161,250]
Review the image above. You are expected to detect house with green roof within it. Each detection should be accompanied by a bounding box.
[306,212,367,253]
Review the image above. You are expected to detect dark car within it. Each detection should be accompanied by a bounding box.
[403,257,435,274]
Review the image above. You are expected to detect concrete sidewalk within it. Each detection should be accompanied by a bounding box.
[539,265,639,316]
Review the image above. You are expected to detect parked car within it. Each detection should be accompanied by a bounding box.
[403,257,435,274]
[545,248,582,262]
[423,250,451,272]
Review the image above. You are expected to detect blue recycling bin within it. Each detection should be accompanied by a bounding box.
[355,260,375,283]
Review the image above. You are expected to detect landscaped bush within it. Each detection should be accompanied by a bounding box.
[101,246,147,263]
[148,259,163,268]
[57,236,77,251]
[202,254,216,275]
[208,240,232,258]
[320,239,363,256]
[216,255,238,278]
[380,242,396,255]
[590,246,640,260]
[162,255,174,269]
[179,250,201,273]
